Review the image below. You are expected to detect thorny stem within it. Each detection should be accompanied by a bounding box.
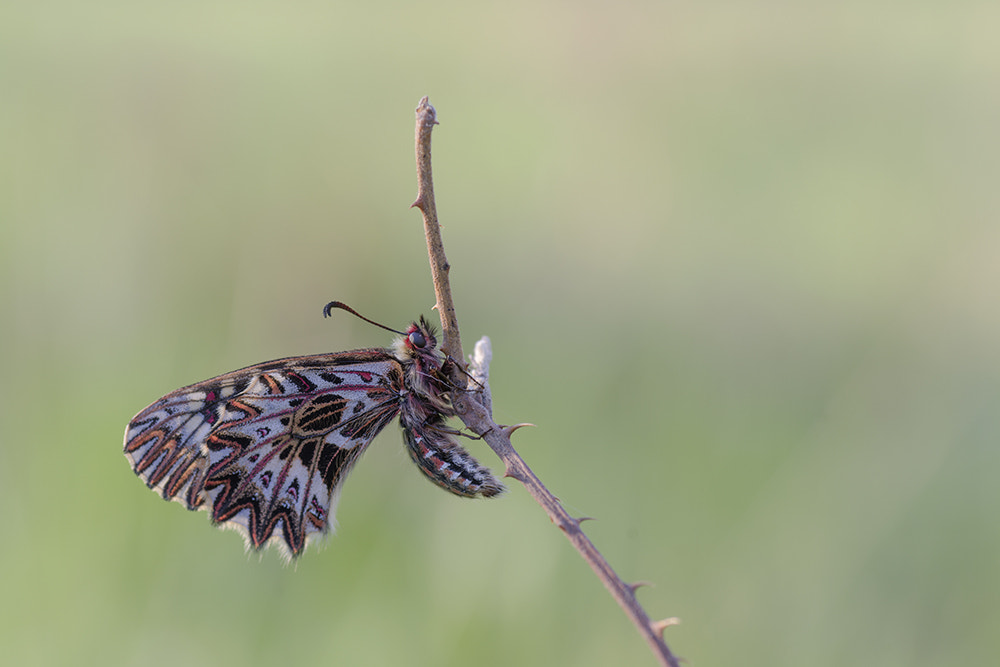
[410,97,682,667]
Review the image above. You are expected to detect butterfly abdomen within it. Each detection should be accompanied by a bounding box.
[401,423,505,498]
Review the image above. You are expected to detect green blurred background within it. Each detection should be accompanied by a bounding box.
[2,2,998,665]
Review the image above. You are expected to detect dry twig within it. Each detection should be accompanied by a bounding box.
[410,96,681,667]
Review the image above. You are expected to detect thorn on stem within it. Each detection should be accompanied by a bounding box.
[503,466,528,484]
[502,423,536,438]
[577,516,596,524]
[651,617,681,635]
[628,580,655,593]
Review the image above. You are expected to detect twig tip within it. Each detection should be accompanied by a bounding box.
[415,96,438,126]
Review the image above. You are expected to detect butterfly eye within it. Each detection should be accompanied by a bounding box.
[408,330,427,349]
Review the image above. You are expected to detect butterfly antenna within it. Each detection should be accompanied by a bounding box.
[323,301,407,336]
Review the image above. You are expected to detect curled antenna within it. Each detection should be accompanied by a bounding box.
[323,301,406,336]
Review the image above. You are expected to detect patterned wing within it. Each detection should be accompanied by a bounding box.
[124,350,404,559]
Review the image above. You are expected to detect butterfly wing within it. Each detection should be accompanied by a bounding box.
[124,349,404,558]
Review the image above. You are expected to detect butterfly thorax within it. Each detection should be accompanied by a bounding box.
[393,317,455,419]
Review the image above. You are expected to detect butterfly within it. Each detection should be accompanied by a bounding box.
[124,301,503,560]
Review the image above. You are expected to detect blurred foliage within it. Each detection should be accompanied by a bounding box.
[2,1,999,666]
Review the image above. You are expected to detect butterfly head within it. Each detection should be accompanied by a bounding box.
[396,317,439,359]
